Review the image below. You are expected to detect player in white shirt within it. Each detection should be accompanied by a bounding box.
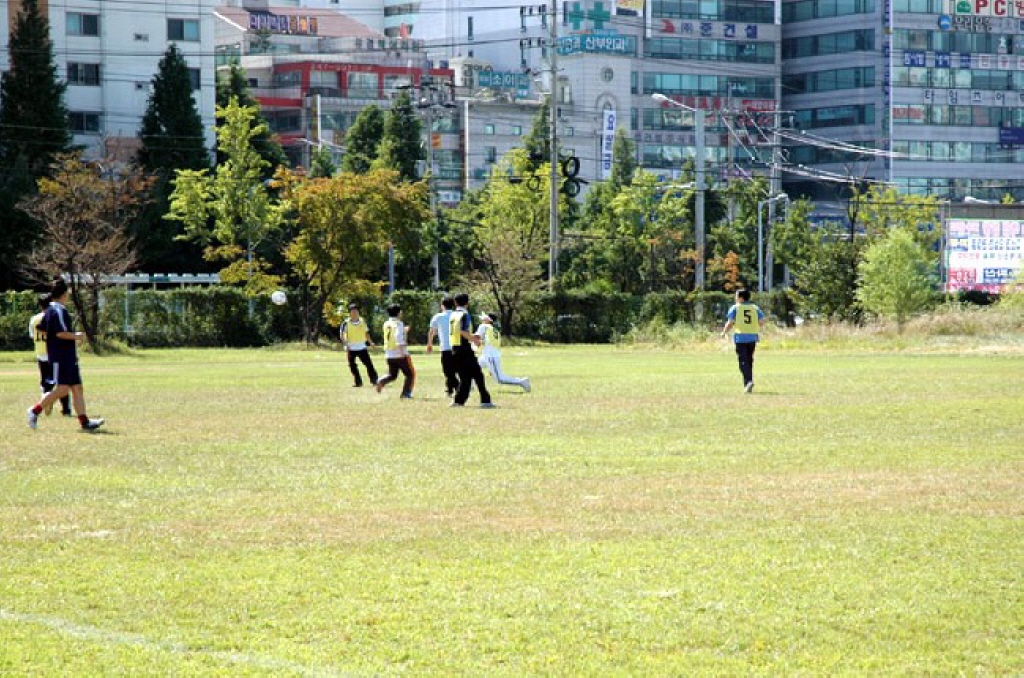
[426,296,460,396]
[475,312,530,392]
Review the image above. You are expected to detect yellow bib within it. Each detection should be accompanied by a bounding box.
[449,310,466,347]
[30,311,47,357]
[343,320,368,344]
[383,319,400,350]
[733,302,760,335]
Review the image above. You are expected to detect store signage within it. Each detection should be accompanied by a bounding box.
[557,35,636,55]
[249,11,318,35]
[949,0,1022,17]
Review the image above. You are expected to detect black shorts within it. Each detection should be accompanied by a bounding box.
[51,359,82,387]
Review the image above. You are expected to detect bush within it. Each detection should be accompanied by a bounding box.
[100,287,295,347]
[0,291,37,352]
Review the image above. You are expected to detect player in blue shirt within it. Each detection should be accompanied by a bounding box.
[721,288,765,393]
[27,279,105,431]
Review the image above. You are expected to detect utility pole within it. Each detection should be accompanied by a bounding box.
[548,0,559,289]
[652,93,706,291]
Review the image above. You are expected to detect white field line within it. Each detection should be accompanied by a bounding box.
[0,608,339,676]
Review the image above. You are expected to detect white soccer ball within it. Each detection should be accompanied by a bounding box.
[271,290,287,306]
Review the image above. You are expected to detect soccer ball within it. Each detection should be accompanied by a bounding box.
[271,290,287,306]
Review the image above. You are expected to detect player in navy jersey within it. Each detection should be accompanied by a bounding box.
[26,279,105,431]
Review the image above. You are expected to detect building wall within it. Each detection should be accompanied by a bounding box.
[29,0,219,161]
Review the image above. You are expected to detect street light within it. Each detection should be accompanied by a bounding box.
[652,93,706,291]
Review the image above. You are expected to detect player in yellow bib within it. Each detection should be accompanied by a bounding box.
[475,312,530,392]
[721,288,765,393]
[340,303,378,387]
[374,304,415,398]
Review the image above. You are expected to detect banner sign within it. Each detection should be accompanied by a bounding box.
[945,219,1024,292]
[557,34,636,55]
[477,71,530,97]
[998,127,1024,144]
[600,109,617,180]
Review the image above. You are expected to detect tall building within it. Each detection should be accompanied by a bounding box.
[2,0,218,161]
[781,0,1024,204]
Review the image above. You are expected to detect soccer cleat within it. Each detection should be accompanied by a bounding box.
[522,378,531,393]
[352,383,363,388]
[62,411,73,417]
[448,402,464,407]
[480,402,497,409]
[744,382,754,393]
[27,407,38,429]
[80,418,105,431]
[400,392,413,399]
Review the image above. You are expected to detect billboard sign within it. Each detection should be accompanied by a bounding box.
[945,219,1024,292]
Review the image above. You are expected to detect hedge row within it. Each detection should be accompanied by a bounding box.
[0,287,799,350]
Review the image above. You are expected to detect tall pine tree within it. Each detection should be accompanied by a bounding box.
[340,105,384,174]
[375,90,423,183]
[135,44,210,273]
[0,0,71,288]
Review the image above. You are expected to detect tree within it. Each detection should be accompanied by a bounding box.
[19,153,151,347]
[166,99,286,299]
[857,227,936,330]
[374,90,423,182]
[0,0,71,288]
[462,152,549,334]
[138,45,208,176]
[791,231,863,322]
[135,44,210,273]
[523,97,551,170]
[340,105,385,174]
[609,128,637,190]
[309,146,337,178]
[282,168,428,340]
[216,63,288,175]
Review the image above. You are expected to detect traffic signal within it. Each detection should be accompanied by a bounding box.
[559,155,586,196]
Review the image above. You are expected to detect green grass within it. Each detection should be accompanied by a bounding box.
[1,342,1022,675]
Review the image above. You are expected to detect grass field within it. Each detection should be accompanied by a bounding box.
[1,339,1022,675]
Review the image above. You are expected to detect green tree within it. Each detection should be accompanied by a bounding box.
[374,90,423,182]
[463,151,549,334]
[340,105,385,174]
[216,63,287,175]
[523,97,551,171]
[857,227,936,330]
[309,146,338,178]
[791,232,863,322]
[282,168,428,339]
[166,99,286,299]
[135,44,210,273]
[0,0,71,288]
[138,45,208,175]
[609,127,637,190]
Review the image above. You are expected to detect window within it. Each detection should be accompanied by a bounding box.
[67,13,99,36]
[168,18,200,42]
[484,146,497,163]
[69,111,101,133]
[512,125,522,136]
[188,68,201,91]
[67,63,100,86]
[484,124,495,135]
[347,71,378,98]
